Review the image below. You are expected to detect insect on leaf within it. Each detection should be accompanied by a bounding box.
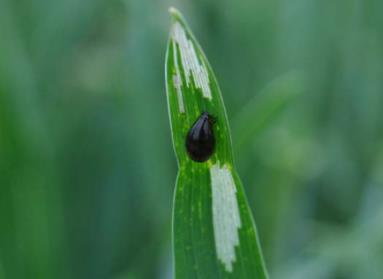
[165,7,269,279]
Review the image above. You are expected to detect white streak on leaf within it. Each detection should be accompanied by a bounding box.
[172,40,185,113]
[171,22,212,100]
[210,164,241,272]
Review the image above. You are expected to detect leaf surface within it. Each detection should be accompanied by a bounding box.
[165,7,268,279]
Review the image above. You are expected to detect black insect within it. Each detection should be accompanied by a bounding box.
[185,112,216,162]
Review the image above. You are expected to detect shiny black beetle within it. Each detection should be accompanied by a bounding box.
[185,112,216,162]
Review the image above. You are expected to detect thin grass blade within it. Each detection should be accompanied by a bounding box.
[165,7,269,279]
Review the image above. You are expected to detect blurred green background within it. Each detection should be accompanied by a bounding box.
[1,0,383,278]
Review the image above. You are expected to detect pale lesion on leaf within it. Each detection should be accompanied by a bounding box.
[210,162,241,272]
[169,18,212,102]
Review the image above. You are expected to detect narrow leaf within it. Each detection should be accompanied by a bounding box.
[232,72,304,151]
[165,7,268,278]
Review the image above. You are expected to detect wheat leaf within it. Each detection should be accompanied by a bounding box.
[165,7,269,279]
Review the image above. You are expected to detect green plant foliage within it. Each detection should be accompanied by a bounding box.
[2,0,383,278]
[165,8,268,278]
[232,72,304,151]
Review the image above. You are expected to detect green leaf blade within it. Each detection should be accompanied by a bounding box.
[165,7,268,279]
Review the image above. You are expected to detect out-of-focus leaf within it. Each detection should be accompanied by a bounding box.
[165,7,268,278]
[232,73,304,151]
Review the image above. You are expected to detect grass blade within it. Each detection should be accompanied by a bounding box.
[165,7,268,278]
[232,72,304,151]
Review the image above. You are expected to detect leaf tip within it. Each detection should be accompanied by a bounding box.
[168,6,182,21]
